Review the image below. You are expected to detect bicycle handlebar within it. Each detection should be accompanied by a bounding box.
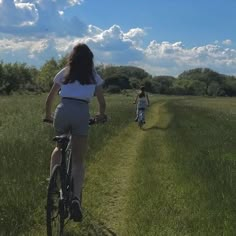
[43,116,107,125]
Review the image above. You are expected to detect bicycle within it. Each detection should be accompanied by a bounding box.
[137,108,145,128]
[43,117,105,236]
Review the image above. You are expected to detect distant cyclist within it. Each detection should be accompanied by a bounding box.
[44,43,106,222]
[133,86,150,122]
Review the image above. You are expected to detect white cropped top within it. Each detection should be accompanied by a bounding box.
[54,67,104,102]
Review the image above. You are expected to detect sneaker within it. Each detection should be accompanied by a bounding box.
[70,197,83,222]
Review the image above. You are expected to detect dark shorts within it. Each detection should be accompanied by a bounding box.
[53,98,89,136]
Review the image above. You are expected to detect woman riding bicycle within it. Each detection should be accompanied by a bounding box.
[44,43,106,222]
[133,86,150,122]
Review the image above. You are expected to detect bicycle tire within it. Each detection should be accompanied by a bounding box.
[46,165,65,236]
[138,120,143,128]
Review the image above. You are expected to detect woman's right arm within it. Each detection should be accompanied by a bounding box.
[45,83,61,120]
[95,85,106,117]
[95,85,107,122]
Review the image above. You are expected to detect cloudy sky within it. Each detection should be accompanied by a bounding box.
[0,0,236,76]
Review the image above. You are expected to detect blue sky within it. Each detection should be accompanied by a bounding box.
[0,0,236,76]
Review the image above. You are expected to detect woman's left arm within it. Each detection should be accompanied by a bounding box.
[45,83,61,120]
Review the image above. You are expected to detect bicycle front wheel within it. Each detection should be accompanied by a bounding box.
[46,165,65,236]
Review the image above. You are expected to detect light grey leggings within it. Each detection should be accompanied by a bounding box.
[53,98,90,136]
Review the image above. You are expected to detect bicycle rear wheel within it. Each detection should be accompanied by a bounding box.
[138,120,143,128]
[46,165,65,236]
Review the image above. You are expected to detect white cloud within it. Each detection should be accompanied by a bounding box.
[0,20,236,76]
[32,0,83,9]
[0,0,38,27]
[83,25,128,49]
[58,10,64,16]
[123,28,146,47]
[87,25,103,36]
[124,28,146,39]
[0,0,86,36]
[79,25,144,64]
[141,40,236,75]
[222,39,232,45]
[67,0,84,6]
[83,25,145,53]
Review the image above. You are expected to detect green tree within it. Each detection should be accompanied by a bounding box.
[129,77,141,89]
[223,77,236,96]
[142,78,153,92]
[103,74,131,90]
[1,63,21,94]
[152,76,175,94]
[58,55,68,69]
[191,80,206,95]
[207,81,221,96]
[36,58,59,91]
[0,62,39,94]
[178,68,222,95]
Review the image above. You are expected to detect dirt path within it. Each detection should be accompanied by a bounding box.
[77,102,166,235]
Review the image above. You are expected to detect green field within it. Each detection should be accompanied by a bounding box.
[0,93,236,235]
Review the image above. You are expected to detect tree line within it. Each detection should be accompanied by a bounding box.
[0,58,236,96]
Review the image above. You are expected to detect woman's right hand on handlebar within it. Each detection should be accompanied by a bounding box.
[43,115,53,124]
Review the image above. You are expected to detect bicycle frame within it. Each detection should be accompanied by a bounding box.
[45,116,107,235]
[54,135,73,219]
[137,108,145,127]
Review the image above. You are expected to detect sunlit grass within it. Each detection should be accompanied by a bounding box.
[0,92,139,235]
[125,97,236,235]
[0,94,235,235]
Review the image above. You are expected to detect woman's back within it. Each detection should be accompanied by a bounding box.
[137,93,148,109]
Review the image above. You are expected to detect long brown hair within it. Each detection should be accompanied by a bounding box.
[63,43,95,85]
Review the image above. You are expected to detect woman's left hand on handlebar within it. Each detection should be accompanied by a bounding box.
[95,113,107,123]
[43,115,53,124]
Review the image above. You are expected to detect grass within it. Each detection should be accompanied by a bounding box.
[0,93,235,235]
[0,95,51,235]
[125,97,236,235]
[0,92,139,235]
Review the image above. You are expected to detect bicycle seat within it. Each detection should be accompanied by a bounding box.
[53,135,70,143]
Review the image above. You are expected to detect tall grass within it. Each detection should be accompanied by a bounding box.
[125,97,236,235]
[0,95,51,235]
[0,94,235,235]
[0,92,137,235]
